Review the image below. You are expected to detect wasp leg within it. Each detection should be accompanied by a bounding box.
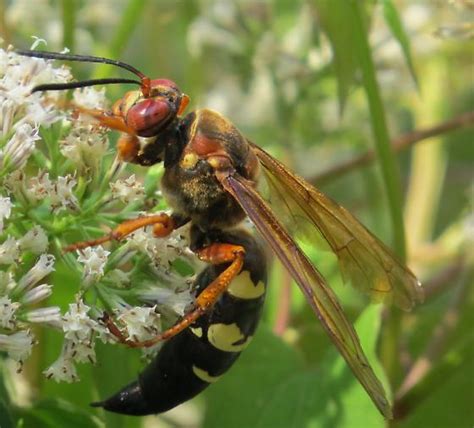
[63,213,177,253]
[73,105,136,134]
[107,243,246,348]
[117,133,141,162]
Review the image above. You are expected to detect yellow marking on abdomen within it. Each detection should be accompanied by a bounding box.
[208,323,252,352]
[227,270,265,300]
[192,365,221,383]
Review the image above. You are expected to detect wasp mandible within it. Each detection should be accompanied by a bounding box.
[16,50,423,418]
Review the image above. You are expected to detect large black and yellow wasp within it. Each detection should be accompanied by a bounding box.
[17,49,423,419]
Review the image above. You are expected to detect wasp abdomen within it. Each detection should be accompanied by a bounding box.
[93,231,267,415]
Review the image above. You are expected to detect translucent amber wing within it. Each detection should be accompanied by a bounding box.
[251,143,423,310]
[220,173,392,418]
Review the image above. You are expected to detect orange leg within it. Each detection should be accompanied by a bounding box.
[117,134,141,162]
[105,243,246,348]
[73,105,136,135]
[63,213,175,253]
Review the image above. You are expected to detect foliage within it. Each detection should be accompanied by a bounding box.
[0,1,473,427]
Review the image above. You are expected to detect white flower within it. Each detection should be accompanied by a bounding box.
[70,340,97,364]
[0,123,40,171]
[60,125,109,170]
[49,175,78,212]
[3,170,28,197]
[28,171,53,200]
[44,300,105,382]
[0,330,35,364]
[0,47,67,129]
[110,174,145,203]
[138,288,194,316]
[19,225,48,254]
[0,196,12,233]
[25,306,61,324]
[0,97,16,138]
[93,322,115,344]
[0,236,20,265]
[20,284,53,305]
[43,342,78,383]
[76,246,110,283]
[62,300,98,341]
[15,254,55,294]
[0,271,15,295]
[128,227,188,268]
[117,306,161,342]
[0,296,20,329]
[73,86,108,110]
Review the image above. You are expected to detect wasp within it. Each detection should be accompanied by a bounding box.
[17,50,423,418]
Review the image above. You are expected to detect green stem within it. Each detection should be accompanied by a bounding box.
[61,0,77,51]
[349,0,407,396]
[350,0,406,260]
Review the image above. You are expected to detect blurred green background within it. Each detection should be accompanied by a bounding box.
[0,0,473,427]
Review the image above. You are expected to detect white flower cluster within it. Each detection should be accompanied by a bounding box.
[0,44,197,384]
[44,300,110,383]
[0,46,71,172]
[76,245,110,287]
[0,242,60,368]
[110,174,145,203]
[4,170,79,213]
[128,224,191,270]
[60,87,110,172]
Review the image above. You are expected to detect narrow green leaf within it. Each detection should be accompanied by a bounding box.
[382,0,419,88]
[61,0,77,51]
[348,0,406,260]
[314,0,359,112]
[93,0,147,79]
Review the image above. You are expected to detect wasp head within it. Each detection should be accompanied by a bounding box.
[118,79,189,138]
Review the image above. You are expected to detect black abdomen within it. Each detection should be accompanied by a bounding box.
[94,230,267,415]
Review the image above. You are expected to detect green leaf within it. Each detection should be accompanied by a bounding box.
[92,344,143,428]
[202,324,305,428]
[256,306,387,428]
[381,0,419,88]
[314,0,358,112]
[203,308,388,428]
[17,398,104,428]
[0,398,14,428]
[399,337,474,428]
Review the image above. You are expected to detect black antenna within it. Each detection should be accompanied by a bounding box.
[15,50,147,79]
[31,78,142,93]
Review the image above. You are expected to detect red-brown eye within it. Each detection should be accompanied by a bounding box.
[126,99,173,137]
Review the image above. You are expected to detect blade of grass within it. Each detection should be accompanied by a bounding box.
[382,0,419,89]
[61,0,77,51]
[314,0,359,113]
[92,0,147,79]
[349,0,406,260]
[349,0,407,393]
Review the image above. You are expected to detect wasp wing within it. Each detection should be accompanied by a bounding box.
[250,143,423,311]
[220,173,392,419]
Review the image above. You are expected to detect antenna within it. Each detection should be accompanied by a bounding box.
[15,50,151,96]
